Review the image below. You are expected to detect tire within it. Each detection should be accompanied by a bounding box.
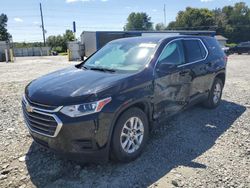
[203,78,223,109]
[111,107,149,162]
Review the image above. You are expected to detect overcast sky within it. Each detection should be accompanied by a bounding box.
[1,0,249,42]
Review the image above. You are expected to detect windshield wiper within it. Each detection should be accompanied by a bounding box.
[89,67,116,72]
[81,65,89,70]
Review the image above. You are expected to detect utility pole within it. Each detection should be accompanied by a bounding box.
[40,3,46,46]
[73,21,76,40]
[163,4,166,26]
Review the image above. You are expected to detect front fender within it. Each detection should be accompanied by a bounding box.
[105,80,154,158]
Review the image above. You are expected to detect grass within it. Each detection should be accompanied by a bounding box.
[225,43,237,48]
[58,52,68,56]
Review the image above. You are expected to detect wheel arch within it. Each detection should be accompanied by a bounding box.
[107,100,153,157]
[111,100,153,131]
[215,72,226,86]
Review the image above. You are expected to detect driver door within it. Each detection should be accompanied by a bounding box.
[153,39,192,119]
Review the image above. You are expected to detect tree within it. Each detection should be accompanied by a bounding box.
[0,13,11,41]
[216,2,250,43]
[212,8,227,34]
[211,2,250,43]
[155,23,166,31]
[46,35,64,52]
[63,30,75,41]
[166,2,250,43]
[124,12,153,31]
[62,29,75,51]
[167,7,215,30]
[46,30,75,52]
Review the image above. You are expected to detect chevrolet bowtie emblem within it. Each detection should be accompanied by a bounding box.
[26,104,34,113]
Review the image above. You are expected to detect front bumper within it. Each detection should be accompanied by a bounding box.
[27,114,113,163]
[22,97,114,163]
[30,127,110,164]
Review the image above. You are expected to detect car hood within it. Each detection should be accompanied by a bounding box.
[25,66,132,106]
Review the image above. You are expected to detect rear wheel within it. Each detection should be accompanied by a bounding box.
[203,78,223,109]
[111,108,149,162]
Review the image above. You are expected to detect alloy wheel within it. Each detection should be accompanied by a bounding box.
[120,117,144,154]
[213,82,222,104]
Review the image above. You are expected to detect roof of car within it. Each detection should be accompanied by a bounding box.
[110,35,212,44]
[109,36,167,44]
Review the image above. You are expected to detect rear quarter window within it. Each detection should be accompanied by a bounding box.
[203,37,225,57]
[198,41,207,58]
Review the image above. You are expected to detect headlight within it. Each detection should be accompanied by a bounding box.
[60,97,112,117]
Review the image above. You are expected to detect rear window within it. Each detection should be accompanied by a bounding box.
[204,37,225,56]
[183,39,207,63]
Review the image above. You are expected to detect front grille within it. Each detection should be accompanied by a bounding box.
[22,97,62,137]
[26,96,58,111]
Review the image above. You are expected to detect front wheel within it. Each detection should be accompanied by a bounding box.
[111,107,149,162]
[203,78,223,109]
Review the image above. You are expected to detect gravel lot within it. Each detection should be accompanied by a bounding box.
[0,55,249,188]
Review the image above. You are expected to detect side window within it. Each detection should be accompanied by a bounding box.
[204,38,224,56]
[184,40,207,63]
[198,41,207,58]
[158,40,185,65]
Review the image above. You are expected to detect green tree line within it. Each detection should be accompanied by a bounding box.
[125,2,250,43]
[12,30,75,52]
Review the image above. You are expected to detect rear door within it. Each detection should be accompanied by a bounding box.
[182,38,209,102]
[153,39,192,119]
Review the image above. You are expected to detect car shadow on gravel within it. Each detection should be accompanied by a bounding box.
[25,100,246,188]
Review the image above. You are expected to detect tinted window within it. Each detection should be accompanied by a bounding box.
[158,40,185,65]
[198,42,207,58]
[204,37,225,56]
[184,40,206,63]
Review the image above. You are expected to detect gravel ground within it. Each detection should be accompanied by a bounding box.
[0,55,249,188]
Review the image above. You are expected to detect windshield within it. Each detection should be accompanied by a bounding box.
[83,41,157,73]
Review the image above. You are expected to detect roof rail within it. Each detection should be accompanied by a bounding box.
[81,30,216,37]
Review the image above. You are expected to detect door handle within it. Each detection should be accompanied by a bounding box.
[179,70,189,76]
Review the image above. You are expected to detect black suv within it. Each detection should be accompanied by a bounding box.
[229,41,250,54]
[22,36,227,163]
